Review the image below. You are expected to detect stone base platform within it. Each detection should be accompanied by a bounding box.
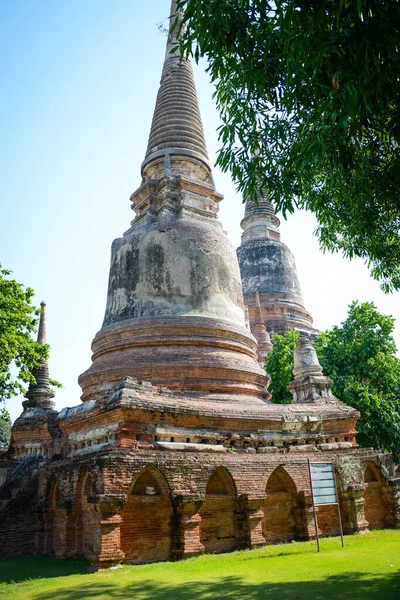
[1,378,399,567]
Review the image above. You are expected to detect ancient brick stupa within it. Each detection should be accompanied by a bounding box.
[237,194,318,339]
[78,0,267,404]
[1,0,399,567]
[23,302,55,410]
[11,302,60,460]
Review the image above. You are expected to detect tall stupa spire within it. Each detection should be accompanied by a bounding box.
[142,0,210,179]
[165,0,180,54]
[130,0,219,226]
[36,300,47,344]
[79,1,268,404]
[23,302,55,410]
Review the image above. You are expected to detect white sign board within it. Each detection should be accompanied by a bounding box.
[310,463,338,505]
[307,460,344,550]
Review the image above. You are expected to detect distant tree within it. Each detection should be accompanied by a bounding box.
[317,301,400,453]
[0,408,11,448]
[0,266,48,400]
[265,329,299,404]
[177,0,400,291]
[266,302,400,454]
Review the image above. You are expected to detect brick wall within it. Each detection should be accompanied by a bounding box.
[0,474,40,556]
[1,446,397,565]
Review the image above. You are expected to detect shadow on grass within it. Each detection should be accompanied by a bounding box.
[31,571,400,600]
[241,545,316,561]
[0,555,90,584]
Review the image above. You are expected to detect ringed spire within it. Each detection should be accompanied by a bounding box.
[23,302,55,410]
[142,0,210,178]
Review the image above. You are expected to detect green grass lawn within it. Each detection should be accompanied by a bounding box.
[0,530,399,600]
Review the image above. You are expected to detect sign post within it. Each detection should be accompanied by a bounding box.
[307,460,344,551]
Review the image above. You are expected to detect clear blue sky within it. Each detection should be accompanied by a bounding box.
[1,0,399,422]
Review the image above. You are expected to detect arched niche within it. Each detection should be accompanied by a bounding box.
[199,467,237,554]
[68,469,96,558]
[120,465,173,564]
[44,477,64,555]
[262,466,298,543]
[363,463,390,529]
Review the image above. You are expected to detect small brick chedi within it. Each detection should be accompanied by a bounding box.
[1,1,399,567]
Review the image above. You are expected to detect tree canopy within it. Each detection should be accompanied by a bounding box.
[177,0,400,291]
[266,301,400,454]
[0,266,48,401]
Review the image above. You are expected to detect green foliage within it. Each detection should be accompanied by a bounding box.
[0,407,11,448]
[49,378,63,392]
[316,301,400,453]
[265,302,400,453]
[265,329,299,404]
[0,266,48,400]
[177,0,400,291]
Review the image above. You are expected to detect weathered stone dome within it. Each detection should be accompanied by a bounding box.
[80,214,267,405]
[238,237,303,299]
[102,219,244,327]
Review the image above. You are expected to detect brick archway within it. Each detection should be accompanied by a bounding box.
[199,467,237,554]
[120,465,173,564]
[364,463,390,529]
[68,469,96,558]
[44,477,64,555]
[262,466,298,543]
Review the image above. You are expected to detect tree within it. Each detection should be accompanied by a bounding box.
[177,1,400,291]
[317,301,400,453]
[0,266,48,401]
[265,302,400,454]
[265,329,299,404]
